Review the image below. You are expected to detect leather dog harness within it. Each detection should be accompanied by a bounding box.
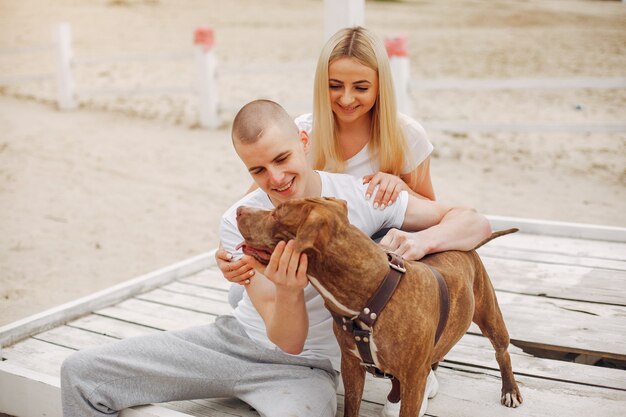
[329,251,450,379]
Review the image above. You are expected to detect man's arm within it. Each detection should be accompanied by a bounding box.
[381,195,492,260]
[220,217,310,354]
[244,241,309,355]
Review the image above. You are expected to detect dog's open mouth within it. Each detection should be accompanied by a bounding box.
[236,241,273,265]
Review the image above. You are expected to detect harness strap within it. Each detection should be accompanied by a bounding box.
[328,255,450,380]
[427,264,449,345]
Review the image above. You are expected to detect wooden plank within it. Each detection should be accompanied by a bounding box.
[487,215,626,242]
[0,361,194,417]
[96,299,216,331]
[482,257,626,305]
[0,361,61,417]
[179,269,231,291]
[426,364,626,417]
[137,288,232,316]
[68,314,161,339]
[472,291,626,360]
[162,281,230,303]
[34,325,120,350]
[483,231,626,260]
[445,333,626,391]
[478,246,626,270]
[0,251,215,348]
[1,338,74,377]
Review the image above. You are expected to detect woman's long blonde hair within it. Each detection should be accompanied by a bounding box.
[312,26,418,185]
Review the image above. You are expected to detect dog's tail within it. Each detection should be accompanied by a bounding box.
[474,228,519,250]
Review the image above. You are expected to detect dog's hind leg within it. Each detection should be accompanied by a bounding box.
[472,268,523,408]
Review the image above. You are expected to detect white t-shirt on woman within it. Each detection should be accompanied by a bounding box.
[294,113,433,178]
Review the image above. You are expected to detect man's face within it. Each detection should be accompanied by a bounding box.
[235,123,311,206]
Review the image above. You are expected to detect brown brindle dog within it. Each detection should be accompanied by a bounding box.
[236,197,523,417]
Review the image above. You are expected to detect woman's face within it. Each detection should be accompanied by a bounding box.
[327,57,379,126]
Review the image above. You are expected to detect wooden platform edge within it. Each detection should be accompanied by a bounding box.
[0,361,194,417]
[486,215,626,242]
[0,250,217,348]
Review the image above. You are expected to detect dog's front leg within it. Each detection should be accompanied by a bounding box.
[341,351,366,417]
[398,364,430,417]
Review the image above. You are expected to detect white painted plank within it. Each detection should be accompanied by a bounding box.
[487,215,626,242]
[69,314,161,339]
[162,281,230,302]
[475,291,626,360]
[482,256,626,305]
[137,288,232,316]
[478,245,626,270]
[0,251,215,348]
[483,231,626,260]
[179,269,231,291]
[0,361,194,417]
[446,333,626,391]
[2,338,74,377]
[96,299,217,331]
[34,324,119,349]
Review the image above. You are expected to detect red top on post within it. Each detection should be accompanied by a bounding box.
[194,27,215,51]
[384,34,408,57]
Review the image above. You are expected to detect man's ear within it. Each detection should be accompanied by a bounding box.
[299,130,310,154]
[294,208,330,256]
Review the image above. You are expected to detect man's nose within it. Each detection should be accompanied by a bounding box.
[267,167,283,184]
[236,206,245,218]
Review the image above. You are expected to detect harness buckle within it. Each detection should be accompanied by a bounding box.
[360,362,394,379]
[389,261,406,273]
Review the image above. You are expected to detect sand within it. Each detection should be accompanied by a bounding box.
[1,0,625,326]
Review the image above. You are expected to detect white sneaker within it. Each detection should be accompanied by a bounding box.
[380,370,439,417]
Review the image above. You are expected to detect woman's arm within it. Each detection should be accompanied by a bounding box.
[362,158,435,208]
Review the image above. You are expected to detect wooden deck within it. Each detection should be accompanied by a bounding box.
[1,218,626,417]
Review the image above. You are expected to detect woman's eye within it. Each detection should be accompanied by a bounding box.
[356,87,369,92]
[329,84,341,90]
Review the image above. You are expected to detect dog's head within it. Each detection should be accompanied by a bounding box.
[236,197,349,264]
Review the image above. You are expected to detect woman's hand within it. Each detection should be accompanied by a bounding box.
[215,249,256,285]
[363,172,408,209]
[380,229,429,261]
[263,240,308,293]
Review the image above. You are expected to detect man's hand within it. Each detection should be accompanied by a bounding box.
[380,229,430,261]
[215,249,255,285]
[264,240,309,292]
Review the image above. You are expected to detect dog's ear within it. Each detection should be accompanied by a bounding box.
[321,197,348,219]
[294,207,332,256]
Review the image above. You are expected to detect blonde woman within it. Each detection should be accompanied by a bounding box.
[300,26,435,208]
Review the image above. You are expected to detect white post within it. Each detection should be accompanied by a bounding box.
[54,23,76,110]
[324,0,365,40]
[194,27,219,129]
[385,34,411,115]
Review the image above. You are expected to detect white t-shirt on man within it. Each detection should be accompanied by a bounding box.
[219,171,409,370]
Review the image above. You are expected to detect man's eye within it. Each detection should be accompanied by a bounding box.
[276,156,287,163]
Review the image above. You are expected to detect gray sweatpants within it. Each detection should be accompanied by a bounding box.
[61,315,338,417]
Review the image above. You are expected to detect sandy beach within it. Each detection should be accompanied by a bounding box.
[1,0,625,326]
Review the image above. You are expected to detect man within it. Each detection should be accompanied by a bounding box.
[61,100,491,417]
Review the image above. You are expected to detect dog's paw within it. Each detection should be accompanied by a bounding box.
[501,390,523,408]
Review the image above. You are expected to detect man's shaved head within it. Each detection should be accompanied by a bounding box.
[232,99,299,146]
